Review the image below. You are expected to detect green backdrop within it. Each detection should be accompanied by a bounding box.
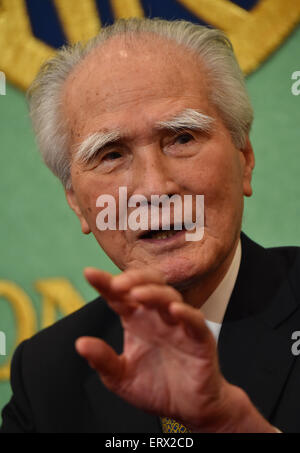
[0,25,299,423]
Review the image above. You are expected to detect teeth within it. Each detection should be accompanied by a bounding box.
[151,230,178,240]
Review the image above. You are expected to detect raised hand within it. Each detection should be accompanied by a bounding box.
[75,267,274,433]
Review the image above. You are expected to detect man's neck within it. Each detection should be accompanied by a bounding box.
[179,236,241,321]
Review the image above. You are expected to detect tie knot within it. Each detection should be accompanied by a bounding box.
[161,417,191,433]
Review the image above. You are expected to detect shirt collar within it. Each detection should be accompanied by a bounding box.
[201,239,242,325]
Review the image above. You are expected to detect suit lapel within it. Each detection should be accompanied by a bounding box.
[84,371,162,433]
[218,233,298,420]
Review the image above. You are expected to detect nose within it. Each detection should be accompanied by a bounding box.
[131,145,180,200]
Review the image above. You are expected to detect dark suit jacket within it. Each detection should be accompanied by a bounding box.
[1,233,300,433]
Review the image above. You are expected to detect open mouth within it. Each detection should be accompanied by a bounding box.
[139,224,186,241]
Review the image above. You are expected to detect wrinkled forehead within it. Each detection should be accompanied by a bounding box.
[62,34,211,138]
[65,32,207,85]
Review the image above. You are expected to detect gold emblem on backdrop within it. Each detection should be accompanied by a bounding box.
[0,279,84,380]
[0,0,299,90]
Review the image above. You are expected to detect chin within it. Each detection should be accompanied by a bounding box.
[153,254,207,289]
[156,236,225,289]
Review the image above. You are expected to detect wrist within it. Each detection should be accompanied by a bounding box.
[192,380,279,433]
[211,382,278,433]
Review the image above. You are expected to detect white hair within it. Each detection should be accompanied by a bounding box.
[27,18,253,189]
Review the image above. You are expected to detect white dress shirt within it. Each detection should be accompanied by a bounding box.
[200,241,281,432]
[202,240,242,342]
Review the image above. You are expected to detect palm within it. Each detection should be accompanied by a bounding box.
[77,267,224,430]
[111,304,221,425]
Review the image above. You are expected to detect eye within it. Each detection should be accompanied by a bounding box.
[174,133,194,145]
[163,131,197,156]
[102,151,123,161]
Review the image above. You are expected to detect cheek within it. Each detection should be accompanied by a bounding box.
[93,229,130,271]
[175,156,232,199]
[79,189,98,222]
[73,171,118,218]
[76,177,127,253]
[190,143,243,195]
[176,149,244,226]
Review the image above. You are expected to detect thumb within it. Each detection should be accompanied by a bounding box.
[75,336,125,389]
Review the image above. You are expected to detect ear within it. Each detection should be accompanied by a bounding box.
[240,137,255,197]
[65,187,91,234]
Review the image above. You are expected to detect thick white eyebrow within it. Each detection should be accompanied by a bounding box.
[74,108,214,164]
[74,130,121,163]
[156,108,214,133]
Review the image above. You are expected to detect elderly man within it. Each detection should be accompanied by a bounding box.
[1,18,299,434]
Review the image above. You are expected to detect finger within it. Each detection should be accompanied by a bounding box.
[84,268,137,316]
[75,336,125,390]
[84,267,116,298]
[129,284,182,309]
[129,284,183,325]
[111,267,166,293]
[169,302,214,344]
